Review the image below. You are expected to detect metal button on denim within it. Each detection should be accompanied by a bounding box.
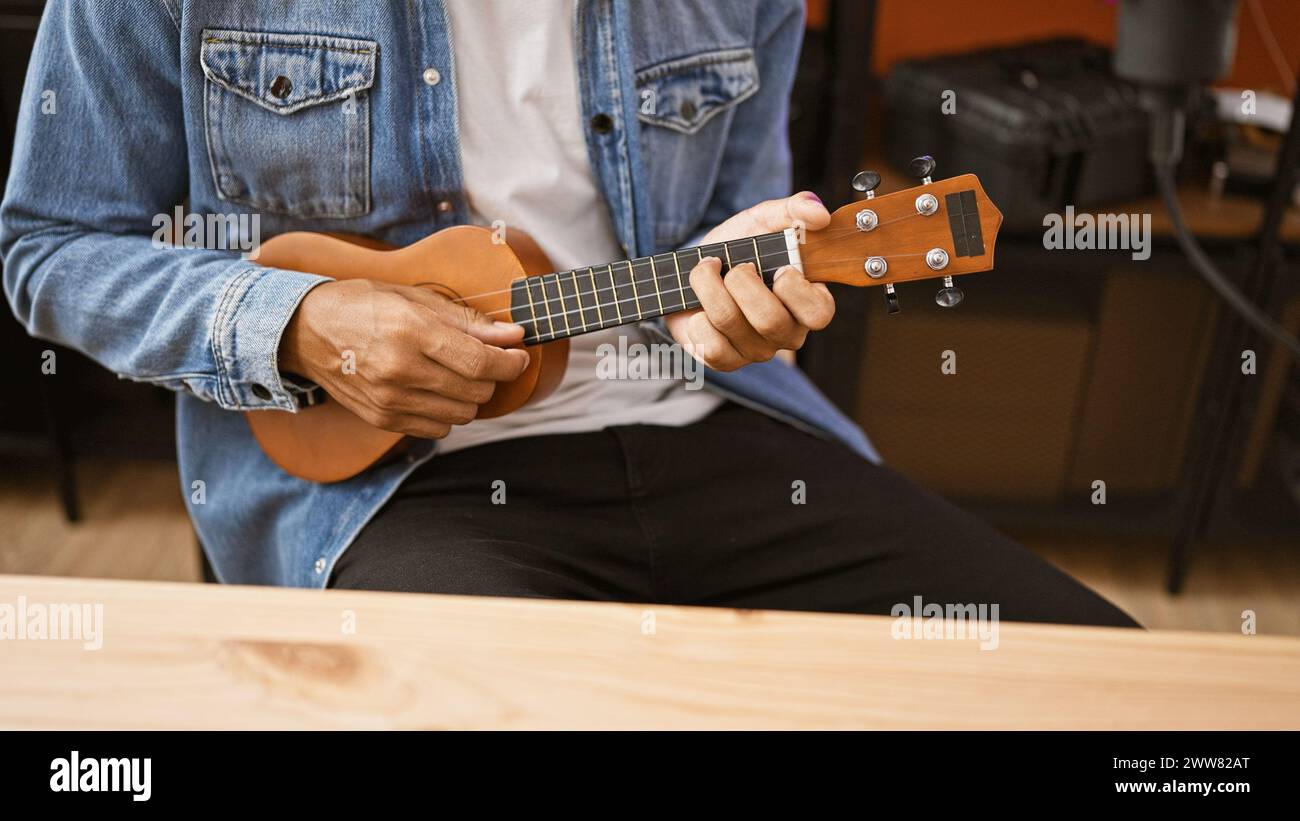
[217,173,243,196]
[251,383,272,400]
[436,199,453,213]
[590,113,614,134]
[270,75,293,99]
[423,67,441,86]
[679,100,697,120]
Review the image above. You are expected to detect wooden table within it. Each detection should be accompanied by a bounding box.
[2,574,1298,729]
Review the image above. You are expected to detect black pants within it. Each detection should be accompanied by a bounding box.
[333,403,1138,627]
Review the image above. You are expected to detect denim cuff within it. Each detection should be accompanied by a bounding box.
[211,264,332,411]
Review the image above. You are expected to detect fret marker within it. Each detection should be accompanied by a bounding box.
[608,264,622,323]
[587,267,604,328]
[671,252,686,305]
[528,276,555,342]
[626,260,643,319]
[521,277,540,343]
[545,274,570,336]
[648,256,665,315]
[570,270,587,332]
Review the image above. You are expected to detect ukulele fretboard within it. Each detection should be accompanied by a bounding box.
[510,232,792,345]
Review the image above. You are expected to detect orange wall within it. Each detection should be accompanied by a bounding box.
[870,0,1299,94]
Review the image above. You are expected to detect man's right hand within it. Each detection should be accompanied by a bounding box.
[278,279,530,439]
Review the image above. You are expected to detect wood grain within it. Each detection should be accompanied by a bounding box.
[1,574,1297,730]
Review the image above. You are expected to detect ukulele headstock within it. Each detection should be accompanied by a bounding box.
[798,158,1002,312]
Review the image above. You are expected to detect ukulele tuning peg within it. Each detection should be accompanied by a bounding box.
[908,154,936,185]
[851,170,881,199]
[935,275,964,308]
[885,283,900,315]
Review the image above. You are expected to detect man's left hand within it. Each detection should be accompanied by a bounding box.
[666,192,835,371]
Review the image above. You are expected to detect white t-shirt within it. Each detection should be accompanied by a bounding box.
[437,0,722,453]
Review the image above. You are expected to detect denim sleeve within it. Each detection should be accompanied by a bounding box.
[689,0,804,240]
[0,0,330,412]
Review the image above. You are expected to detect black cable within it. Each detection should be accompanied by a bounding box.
[1153,163,1300,360]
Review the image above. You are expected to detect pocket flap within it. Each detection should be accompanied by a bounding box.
[200,28,377,115]
[635,48,760,135]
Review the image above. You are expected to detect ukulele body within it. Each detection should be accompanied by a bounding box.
[245,225,569,483]
[239,173,1003,483]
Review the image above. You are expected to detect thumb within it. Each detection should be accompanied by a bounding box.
[402,286,526,346]
[444,301,526,347]
[664,307,698,348]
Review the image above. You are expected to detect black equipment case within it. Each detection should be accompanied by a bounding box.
[882,38,1151,231]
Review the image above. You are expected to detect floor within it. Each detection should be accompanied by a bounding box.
[1021,531,1300,635]
[1,456,199,584]
[1,456,1296,636]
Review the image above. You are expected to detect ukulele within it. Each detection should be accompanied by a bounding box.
[247,160,1001,482]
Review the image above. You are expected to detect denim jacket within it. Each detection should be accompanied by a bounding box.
[2,0,877,587]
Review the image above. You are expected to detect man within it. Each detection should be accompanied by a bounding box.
[2,0,1136,626]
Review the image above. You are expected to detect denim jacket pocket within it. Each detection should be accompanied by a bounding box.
[200,29,376,219]
[634,47,759,248]
[635,47,759,135]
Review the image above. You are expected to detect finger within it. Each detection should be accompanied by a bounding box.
[353,402,452,439]
[410,360,497,404]
[422,325,531,381]
[663,307,698,348]
[771,265,836,331]
[400,286,526,347]
[724,192,832,237]
[786,191,833,232]
[462,313,525,347]
[377,387,481,426]
[389,414,453,440]
[722,262,804,349]
[685,311,746,372]
[688,258,775,362]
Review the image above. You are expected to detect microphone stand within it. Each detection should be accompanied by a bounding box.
[1165,71,1300,592]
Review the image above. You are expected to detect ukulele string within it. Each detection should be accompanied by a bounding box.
[436,246,800,306]
[469,252,937,324]
[432,208,937,312]
[434,206,937,305]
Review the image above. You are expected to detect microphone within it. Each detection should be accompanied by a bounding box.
[1112,0,1300,360]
